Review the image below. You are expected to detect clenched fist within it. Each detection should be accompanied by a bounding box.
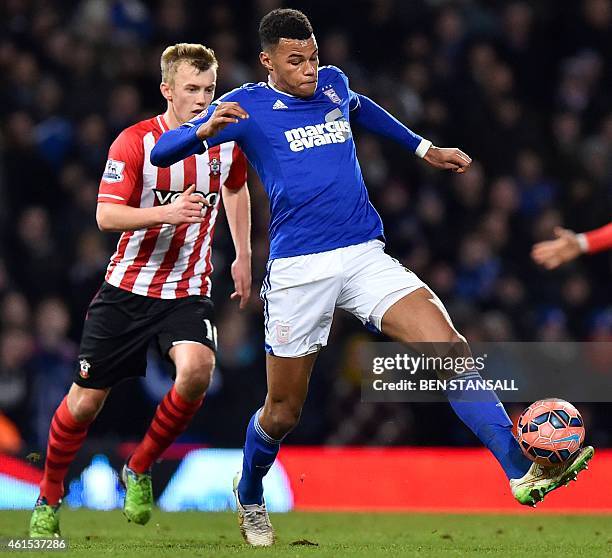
[162,184,209,225]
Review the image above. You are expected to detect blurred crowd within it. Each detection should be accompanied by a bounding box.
[0,0,610,454]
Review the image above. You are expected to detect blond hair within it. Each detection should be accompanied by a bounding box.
[160,43,218,85]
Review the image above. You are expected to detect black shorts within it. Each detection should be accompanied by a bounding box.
[75,282,217,389]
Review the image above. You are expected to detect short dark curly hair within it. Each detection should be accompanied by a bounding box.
[259,8,313,50]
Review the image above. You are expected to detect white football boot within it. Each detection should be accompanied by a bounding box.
[233,472,275,546]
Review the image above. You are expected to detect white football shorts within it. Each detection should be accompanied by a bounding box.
[261,239,426,357]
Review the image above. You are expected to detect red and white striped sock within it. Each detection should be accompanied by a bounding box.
[40,397,92,505]
[128,386,203,474]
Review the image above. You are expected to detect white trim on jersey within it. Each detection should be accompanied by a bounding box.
[98,194,126,201]
[415,139,432,159]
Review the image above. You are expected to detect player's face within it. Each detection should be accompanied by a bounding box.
[262,36,319,98]
[163,62,217,124]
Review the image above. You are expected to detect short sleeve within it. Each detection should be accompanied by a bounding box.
[224,143,248,191]
[98,129,143,205]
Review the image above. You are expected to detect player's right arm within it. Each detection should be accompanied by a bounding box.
[531,223,612,269]
[97,185,207,231]
[150,102,248,168]
[349,92,472,172]
[97,129,206,232]
[330,62,471,173]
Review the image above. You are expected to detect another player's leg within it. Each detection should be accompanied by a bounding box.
[235,352,316,546]
[30,384,109,537]
[381,287,593,505]
[123,342,212,524]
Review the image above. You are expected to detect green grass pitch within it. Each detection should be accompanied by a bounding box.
[1,510,611,557]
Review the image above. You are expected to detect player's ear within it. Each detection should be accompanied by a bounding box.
[259,51,273,73]
[160,82,172,102]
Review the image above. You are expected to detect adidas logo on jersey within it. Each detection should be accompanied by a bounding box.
[284,120,352,152]
[272,99,288,110]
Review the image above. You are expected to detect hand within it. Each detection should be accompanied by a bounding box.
[423,145,472,173]
[531,227,583,270]
[230,255,252,310]
[196,102,249,140]
[162,184,206,225]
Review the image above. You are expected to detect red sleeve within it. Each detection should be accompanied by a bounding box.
[224,143,247,191]
[585,222,612,254]
[98,128,144,205]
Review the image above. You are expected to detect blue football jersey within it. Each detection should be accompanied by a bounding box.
[154,66,424,260]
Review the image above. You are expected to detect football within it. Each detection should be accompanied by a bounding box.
[517,398,585,466]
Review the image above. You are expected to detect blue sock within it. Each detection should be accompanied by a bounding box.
[446,372,531,479]
[237,409,281,505]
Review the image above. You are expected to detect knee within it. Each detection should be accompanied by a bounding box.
[262,400,302,439]
[175,353,215,399]
[67,388,107,422]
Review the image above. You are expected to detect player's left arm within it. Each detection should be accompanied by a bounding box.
[349,92,472,172]
[222,148,251,309]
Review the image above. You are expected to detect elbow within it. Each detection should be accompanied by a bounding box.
[96,205,113,232]
[96,217,109,232]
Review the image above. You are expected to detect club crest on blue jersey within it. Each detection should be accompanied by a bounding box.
[323,86,342,104]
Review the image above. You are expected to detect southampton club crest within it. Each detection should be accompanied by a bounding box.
[208,157,221,176]
[79,358,91,379]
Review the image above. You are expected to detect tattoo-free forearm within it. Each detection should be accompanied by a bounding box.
[222,184,251,258]
[96,203,167,232]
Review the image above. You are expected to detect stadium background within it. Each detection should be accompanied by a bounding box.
[0,0,610,511]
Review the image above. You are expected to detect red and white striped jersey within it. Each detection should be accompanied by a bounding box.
[98,114,246,299]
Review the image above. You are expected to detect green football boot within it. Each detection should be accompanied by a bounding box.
[120,463,153,525]
[29,497,61,538]
[510,445,594,507]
